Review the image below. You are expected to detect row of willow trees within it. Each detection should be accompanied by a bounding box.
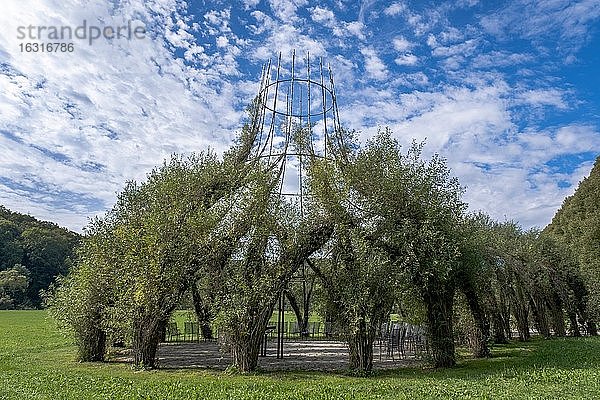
[47,123,596,373]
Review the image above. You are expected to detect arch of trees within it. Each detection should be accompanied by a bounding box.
[47,122,597,373]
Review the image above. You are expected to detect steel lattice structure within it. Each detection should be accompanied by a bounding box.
[249,50,343,212]
[248,51,344,359]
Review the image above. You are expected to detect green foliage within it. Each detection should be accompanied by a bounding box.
[0,207,79,308]
[546,156,600,322]
[210,169,290,371]
[0,264,29,309]
[454,210,595,354]
[47,151,246,366]
[45,219,117,361]
[44,122,595,374]
[0,218,23,269]
[305,128,466,369]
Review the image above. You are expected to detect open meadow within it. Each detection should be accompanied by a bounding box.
[1,311,599,399]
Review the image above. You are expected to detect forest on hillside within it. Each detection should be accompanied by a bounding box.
[0,206,80,309]
[546,157,600,324]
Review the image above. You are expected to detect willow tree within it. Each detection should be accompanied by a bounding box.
[546,156,600,329]
[351,132,465,368]
[454,213,494,357]
[306,155,398,372]
[523,231,596,338]
[211,177,333,371]
[110,153,231,368]
[305,128,466,368]
[48,143,258,368]
[209,168,285,372]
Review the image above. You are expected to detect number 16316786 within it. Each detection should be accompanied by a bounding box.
[19,42,74,52]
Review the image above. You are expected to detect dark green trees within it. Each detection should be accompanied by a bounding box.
[546,156,600,332]
[0,206,79,308]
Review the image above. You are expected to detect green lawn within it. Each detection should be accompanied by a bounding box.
[1,311,599,399]
[169,310,324,339]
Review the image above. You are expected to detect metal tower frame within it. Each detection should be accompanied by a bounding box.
[249,51,343,359]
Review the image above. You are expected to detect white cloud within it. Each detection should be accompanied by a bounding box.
[360,47,388,80]
[0,0,243,231]
[390,72,429,88]
[431,39,479,58]
[472,51,533,69]
[243,0,260,9]
[250,23,327,62]
[384,2,406,16]
[341,21,366,40]
[0,0,597,235]
[358,0,377,23]
[310,6,366,40]
[311,6,336,26]
[395,53,418,66]
[480,0,600,54]
[203,8,232,35]
[439,27,463,44]
[249,11,277,35]
[426,34,437,48]
[517,89,568,110]
[216,35,229,47]
[268,0,308,23]
[392,36,413,52]
[335,74,600,229]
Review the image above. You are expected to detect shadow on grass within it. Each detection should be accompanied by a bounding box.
[372,336,600,382]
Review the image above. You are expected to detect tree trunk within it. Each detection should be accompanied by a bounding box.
[512,285,530,341]
[488,293,508,344]
[495,269,512,340]
[228,308,271,372]
[347,317,375,372]
[424,287,456,368]
[230,325,265,372]
[285,291,310,337]
[501,302,512,340]
[461,282,490,357]
[191,285,213,339]
[529,295,550,338]
[491,311,508,344]
[132,317,166,369]
[587,321,598,336]
[231,332,263,372]
[77,321,106,362]
[549,295,566,337]
[568,311,581,337]
[570,275,597,336]
[514,304,530,341]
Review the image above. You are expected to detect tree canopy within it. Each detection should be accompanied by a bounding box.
[546,157,600,324]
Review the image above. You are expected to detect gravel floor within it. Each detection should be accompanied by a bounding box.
[152,340,425,371]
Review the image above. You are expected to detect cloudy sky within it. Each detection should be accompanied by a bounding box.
[1,0,599,232]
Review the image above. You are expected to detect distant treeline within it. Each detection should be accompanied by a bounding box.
[546,156,600,324]
[0,206,80,309]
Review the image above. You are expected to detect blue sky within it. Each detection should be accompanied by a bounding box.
[0,0,599,232]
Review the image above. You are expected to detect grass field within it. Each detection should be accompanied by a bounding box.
[1,311,599,399]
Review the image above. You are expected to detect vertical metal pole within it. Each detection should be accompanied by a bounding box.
[268,53,283,159]
[307,52,314,154]
[320,58,328,159]
[277,291,285,359]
